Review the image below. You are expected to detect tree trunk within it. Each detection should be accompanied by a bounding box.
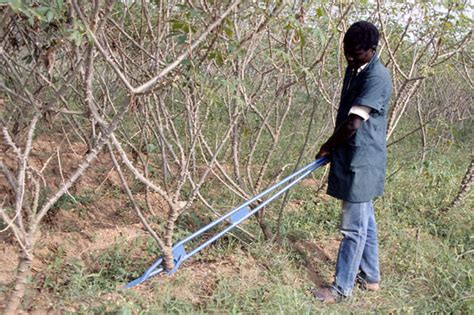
[163,211,177,271]
[254,205,274,241]
[4,253,32,315]
[162,245,174,271]
[442,154,473,212]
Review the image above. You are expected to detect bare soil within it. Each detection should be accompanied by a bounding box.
[0,135,333,312]
[0,136,158,311]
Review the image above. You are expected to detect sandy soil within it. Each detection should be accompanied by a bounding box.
[0,135,333,312]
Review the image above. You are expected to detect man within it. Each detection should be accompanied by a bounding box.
[312,21,392,303]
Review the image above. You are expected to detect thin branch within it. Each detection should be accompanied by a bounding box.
[107,142,166,249]
[0,160,17,191]
[36,95,133,224]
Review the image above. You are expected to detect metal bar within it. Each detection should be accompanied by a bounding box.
[125,258,164,288]
[185,161,320,259]
[126,158,328,288]
[229,206,250,224]
[173,159,321,248]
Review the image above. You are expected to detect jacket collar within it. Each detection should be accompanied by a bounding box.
[349,53,379,75]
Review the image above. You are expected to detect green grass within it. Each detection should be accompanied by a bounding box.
[50,189,95,216]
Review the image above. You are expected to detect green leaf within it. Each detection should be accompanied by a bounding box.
[182,58,191,66]
[190,8,201,18]
[284,22,293,30]
[55,0,63,10]
[118,305,132,315]
[25,7,45,21]
[146,143,157,153]
[227,40,238,53]
[171,18,191,33]
[313,27,326,45]
[316,7,324,17]
[46,10,54,23]
[297,27,305,48]
[208,51,224,66]
[224,26,233,38]
[177,34,187,44]
[6,0,22,11]
[35,6,49,16]
[67,29,83,46]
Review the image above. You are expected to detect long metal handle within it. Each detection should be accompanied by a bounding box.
[125,157,328,288]
[176,158,326,248]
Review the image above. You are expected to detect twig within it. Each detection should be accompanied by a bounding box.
[107,142,166,249]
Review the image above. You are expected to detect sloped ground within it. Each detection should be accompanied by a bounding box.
[0,136,472,313]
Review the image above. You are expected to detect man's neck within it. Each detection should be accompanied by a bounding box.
[356,52,376,74]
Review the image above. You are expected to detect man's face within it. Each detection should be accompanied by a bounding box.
[344,44,374,69]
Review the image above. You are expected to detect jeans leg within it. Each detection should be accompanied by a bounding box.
[359,201,380,284]
[332,201,371,296]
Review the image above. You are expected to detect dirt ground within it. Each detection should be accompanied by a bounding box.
[0,136,152,310]
[0,136,336,312]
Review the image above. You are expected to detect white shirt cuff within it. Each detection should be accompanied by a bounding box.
[349,105,371,121]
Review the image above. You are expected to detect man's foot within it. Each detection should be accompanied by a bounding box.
[363,282,380,291]
[357,277,380,291]
[309,287,342,304]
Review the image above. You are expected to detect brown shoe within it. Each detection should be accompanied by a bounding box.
[356,275,380,292]
[309,287,341,304]
[363,282,380,291]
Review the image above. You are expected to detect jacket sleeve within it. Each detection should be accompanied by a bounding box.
[353,72,390,114]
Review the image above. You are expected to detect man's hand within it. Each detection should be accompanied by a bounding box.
[315,114,364,160]
[316,143,331,160]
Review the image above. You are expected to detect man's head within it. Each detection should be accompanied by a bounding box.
[343,21,379,69]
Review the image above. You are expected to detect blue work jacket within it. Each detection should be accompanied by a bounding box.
[327,55,392,202]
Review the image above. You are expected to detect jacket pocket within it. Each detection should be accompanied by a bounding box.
[347,144,369,170]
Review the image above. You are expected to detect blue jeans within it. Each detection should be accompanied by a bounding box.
[332,200,380,297]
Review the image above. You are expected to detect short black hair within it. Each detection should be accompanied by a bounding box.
[343,21,379,51]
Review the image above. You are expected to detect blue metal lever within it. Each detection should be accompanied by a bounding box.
[125,157,329,288]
